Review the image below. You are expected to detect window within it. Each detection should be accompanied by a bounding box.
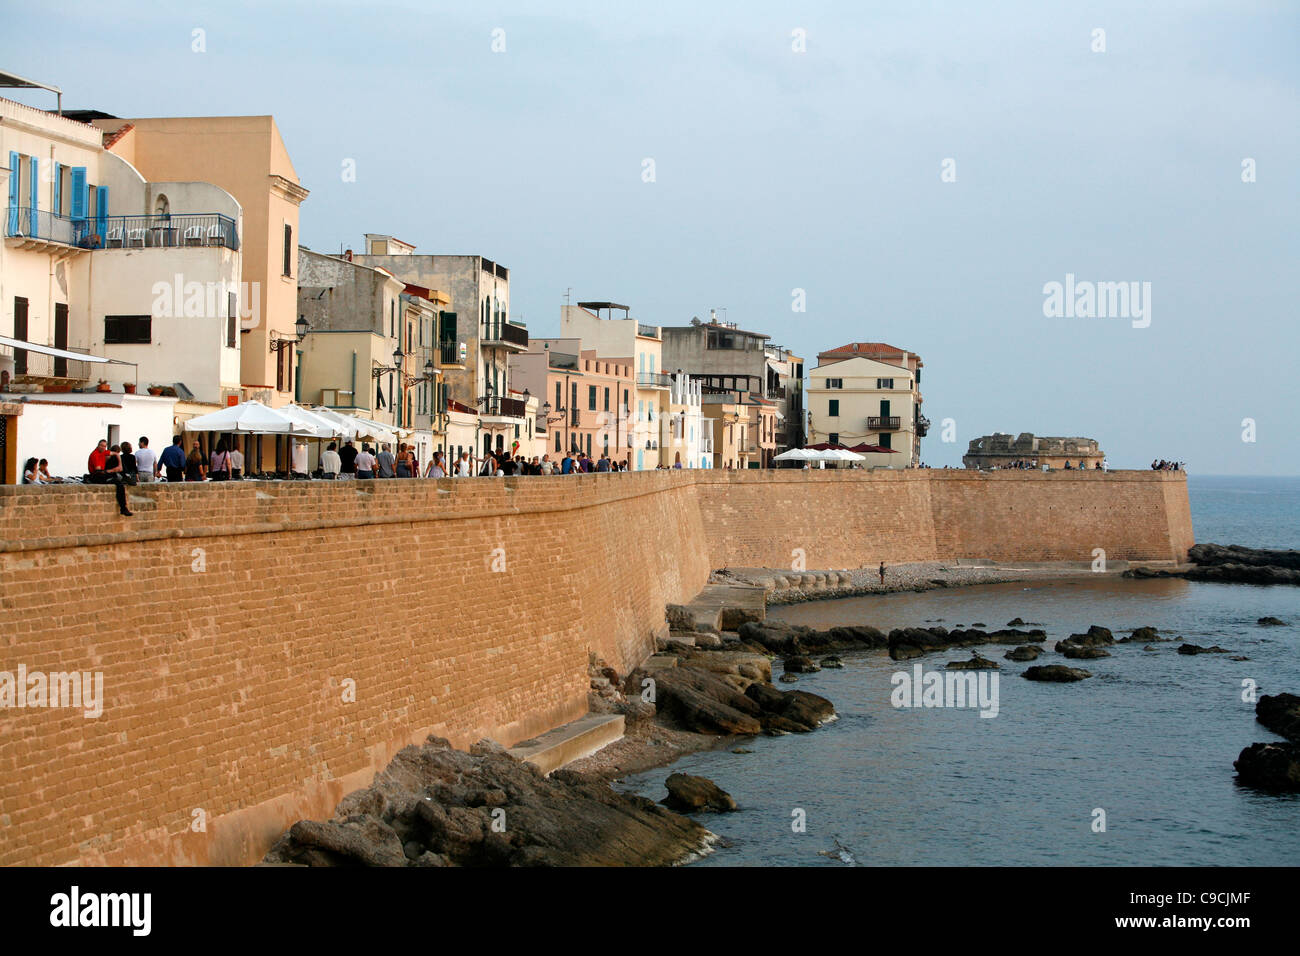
[555,382,562,410]
[829,432,839,445]
[588,385,597,410]
[555,432,561,451]
[603,387,610,411]
[828,399,839,417]
[227,293,237,348]
[104,314,151,345]
[877,378,894,389]
[826,378,843,389]
[880,432,891,450]
[282,224,292,276]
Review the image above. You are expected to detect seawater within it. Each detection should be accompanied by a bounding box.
[618,475,1300,866]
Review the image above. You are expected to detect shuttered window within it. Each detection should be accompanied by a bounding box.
[104,314,151,345]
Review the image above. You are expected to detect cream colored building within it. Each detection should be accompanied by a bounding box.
[808,350,921,469]
[559,301,669,470]
[3,90,243,411]
[703,392,748,470]
[94,114,308,408]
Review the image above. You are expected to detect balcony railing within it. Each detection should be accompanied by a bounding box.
[868,416,902,430]
[439,341,462,365]
[2,343,93,382]
[480,320,529,348]
[766,385,786,400]
[916,414,931,437]
[637,323,660,339]
[481,395,527,418]
[636,372,672,388]
[4,207,239,251]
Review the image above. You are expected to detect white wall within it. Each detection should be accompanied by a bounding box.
[12,394,177,479]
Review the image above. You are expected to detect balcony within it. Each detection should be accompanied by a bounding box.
[636,372,672,388]
[637,323,660,339]
[916,414,931,437]
[5,207,239,252]
[480,395,528,420]
[868,416,901,430]
[480,320,529,350]
[438,341,465,367]
[2,344,93,384]
[766,385,786,400]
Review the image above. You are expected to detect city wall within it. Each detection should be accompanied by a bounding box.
[0,470,1192,866]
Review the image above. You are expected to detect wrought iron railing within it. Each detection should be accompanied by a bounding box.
[439,341,461,365]
[481,320,528,348]
[4,207,239,251]
[636,372,672,388]
[868,416,901,430]
[481,395,527,418]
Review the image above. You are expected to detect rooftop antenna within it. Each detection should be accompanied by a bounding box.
[564,288,573,306]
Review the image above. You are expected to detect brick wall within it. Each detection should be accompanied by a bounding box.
[0,470,1191,866]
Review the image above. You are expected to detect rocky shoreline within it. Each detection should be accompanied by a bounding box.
[1126,542,1300,586]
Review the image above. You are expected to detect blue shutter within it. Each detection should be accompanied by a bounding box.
[6,151,18,235]
[51,163,61,216]
[69,167,87,221]
[95,185,108,239]
[29,157,38,220]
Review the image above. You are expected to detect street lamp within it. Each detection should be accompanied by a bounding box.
[269,315,310,353]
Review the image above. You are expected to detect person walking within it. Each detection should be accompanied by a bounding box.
[454,451,472,477]
[879,562,886,585]
[425,452,446,478]
[376,444,396,479]
[185,442,207,482]
[134,437,157,483]
[321,441,342,479]
[160,435,186,483]
[354,444,377,479]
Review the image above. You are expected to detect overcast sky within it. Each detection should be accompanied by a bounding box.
[4,1,1297,473]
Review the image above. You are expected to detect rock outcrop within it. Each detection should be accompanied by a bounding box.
[1234,743,1300,791]
[262,736,713,866]
[1256,693,1300,742]
[661,773,738,813]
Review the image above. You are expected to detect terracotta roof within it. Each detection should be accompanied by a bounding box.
[102,123,134,150]
[820,342,909,355]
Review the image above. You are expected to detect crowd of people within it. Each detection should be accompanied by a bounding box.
[1151,459,1184,471]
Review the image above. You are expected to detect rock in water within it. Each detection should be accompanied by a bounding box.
[1257,693,1300,742]
[948,653,999,670]
[1177,643,1228,655]
[661,773,738,812]
[1005,645,1043,662]
[1055,640,1111,659]
[820,655,844,669]
[1007,617,1026,627]
[1258,617,1287,627]
[1120,626,1161,643]
[1234,742,1300,791]
[1022,665,1092,682]
[784,655,821,674]
[262,736,712,866]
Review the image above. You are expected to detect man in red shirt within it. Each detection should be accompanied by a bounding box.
[88,439,109,475]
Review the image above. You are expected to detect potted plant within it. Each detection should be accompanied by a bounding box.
[147,384,165,396]
[123,382,137,394]
[95,379,111,393]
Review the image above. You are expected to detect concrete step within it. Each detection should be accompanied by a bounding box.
[507,713,625,775]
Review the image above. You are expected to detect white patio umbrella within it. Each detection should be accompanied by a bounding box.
[277,404,338,439]
[344,416,399,446]
[773,447,817,461]
[826,448,865,462]
[308,407,363,441]
[182,400,318,435]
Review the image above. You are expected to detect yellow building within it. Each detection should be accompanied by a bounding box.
[809,342,926,468]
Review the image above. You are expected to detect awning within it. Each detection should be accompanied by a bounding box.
[182,400,321,436]
[0,335,132,365]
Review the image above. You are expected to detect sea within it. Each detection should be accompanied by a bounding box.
[619,475,1300,866]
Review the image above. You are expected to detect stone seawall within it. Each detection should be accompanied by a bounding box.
[0,470,1191,865]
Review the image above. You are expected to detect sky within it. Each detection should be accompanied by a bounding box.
[3,0,1297,473]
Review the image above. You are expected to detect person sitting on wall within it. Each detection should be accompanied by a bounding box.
[22,457,41,484]
[37,459,62,483]
[87,439,109,481]
[102,444,132,516]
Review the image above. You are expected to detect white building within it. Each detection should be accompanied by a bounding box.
[2,82,244,410]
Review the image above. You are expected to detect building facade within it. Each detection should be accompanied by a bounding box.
[3,95,244,408]
[810,342,927,467]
